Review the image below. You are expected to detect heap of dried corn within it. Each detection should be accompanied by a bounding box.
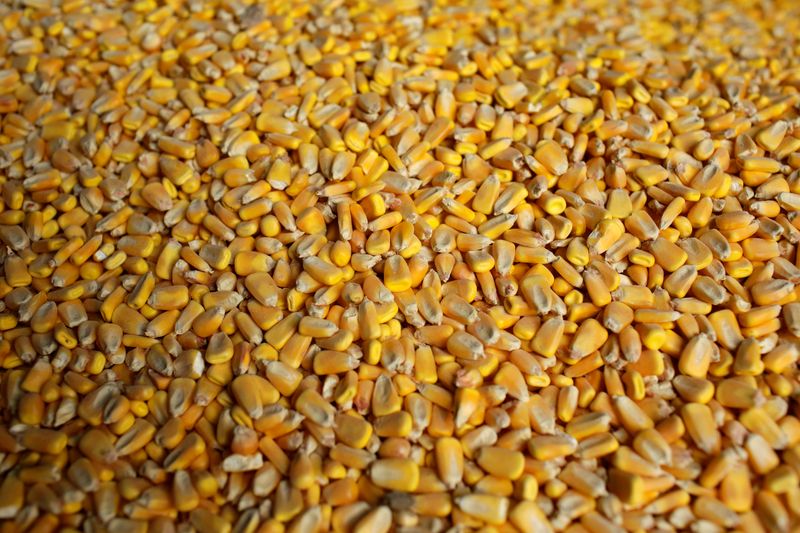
[1,0,800,531]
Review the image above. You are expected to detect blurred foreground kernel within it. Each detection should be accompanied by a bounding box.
[1,0,800,531]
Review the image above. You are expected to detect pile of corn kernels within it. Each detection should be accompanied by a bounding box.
[1,0,800,531]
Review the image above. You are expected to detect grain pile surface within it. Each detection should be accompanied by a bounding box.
[1,0,800,531]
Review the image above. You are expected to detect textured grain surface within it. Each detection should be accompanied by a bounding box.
[0,0,800,531]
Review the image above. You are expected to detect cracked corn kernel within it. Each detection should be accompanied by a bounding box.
[2,0,800,531]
